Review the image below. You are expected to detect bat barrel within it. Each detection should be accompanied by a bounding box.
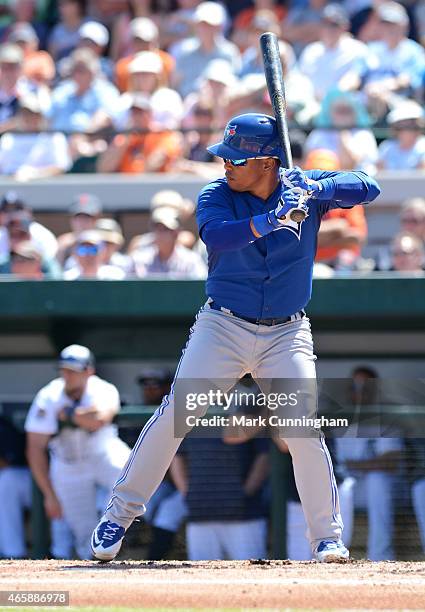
[260,31,293,169]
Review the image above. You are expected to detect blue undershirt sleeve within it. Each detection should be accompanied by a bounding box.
[201,213,275,253]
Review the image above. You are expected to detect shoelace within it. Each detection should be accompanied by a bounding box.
[102,523,120,541]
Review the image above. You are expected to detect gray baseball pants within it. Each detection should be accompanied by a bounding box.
[104,304,343,550]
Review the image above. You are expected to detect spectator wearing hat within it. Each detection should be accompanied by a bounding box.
[97,94,182,174]
[377,101,425,170]
[25,344,131,559]
[77,21,114,82]
[171,1,240,98]
[0,95,72,181]
[298,3,369,101]
[114,17,175,92]
[57,193,103,267]
[132,207,207,279]
[0,191,58,263]
[108,51,183,131]
[49,48,119,133]
[9,241,47,279]
[390,233,424,273]
[347,2,425,111]
[0,43,47,133]
[64,230,126,279]
[48,0,89,62]
[95,217,133,274]
[7,22,55,89]
[127,189,196,254]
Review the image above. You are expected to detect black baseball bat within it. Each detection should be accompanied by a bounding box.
[260,32,307,222]
[260,31,292,168]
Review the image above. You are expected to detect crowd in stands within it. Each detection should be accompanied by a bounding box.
[0,0,422,178]
[0,185,424,278]
[0,1,422,275]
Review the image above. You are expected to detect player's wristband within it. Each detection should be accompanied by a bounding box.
[250,212,280,237]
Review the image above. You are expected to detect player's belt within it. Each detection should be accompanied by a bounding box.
[208,301,305,326]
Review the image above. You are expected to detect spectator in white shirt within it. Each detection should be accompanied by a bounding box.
[64,230,126,280]
[133,207,207,279]
[378,101,425,171]
[0,95,71,181]
[298,3,369,101]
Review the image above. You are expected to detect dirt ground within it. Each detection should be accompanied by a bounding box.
[1,559,425,609]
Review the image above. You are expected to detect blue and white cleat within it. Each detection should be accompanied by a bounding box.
[314,540,349,563]
[91,517,126,561]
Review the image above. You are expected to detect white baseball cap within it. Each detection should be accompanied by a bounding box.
[130,17,159,41]
[58,345,95,372]
[151,206,181,230]
[129,51,163,74]
[378,1,409,26]
[194,2,226,27]
[79,21,109,47]
[203,59,236,86]
[387,101,424,124]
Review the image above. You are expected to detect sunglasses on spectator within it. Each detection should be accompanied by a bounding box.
[75,244,100,256]
[393,121,422,131]
[12,254,38,263]
[223,156,278,167]
[392,249,419,257]
[401,216,422,224]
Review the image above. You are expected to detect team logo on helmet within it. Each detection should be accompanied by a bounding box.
[225,124,237,139]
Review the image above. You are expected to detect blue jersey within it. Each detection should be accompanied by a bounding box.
[197,170,380,318]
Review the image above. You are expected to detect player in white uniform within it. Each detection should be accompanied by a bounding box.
[25,345,130,559]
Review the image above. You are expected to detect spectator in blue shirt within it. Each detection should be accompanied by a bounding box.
[49,48,119,133]
[172,2,240,98]
[346,2,425,115]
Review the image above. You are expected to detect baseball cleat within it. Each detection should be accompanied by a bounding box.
[91,517,126,561]
[314,540,349,563]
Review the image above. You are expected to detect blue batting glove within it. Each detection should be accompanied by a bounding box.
[283,166,310,191]
[283,167,336,200]
[268,188,305,227]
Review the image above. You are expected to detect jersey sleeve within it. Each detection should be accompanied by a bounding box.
[306,169,380,214]
[196,180,236,236]
[24,387,58,435]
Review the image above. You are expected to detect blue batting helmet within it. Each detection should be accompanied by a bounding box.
[207,113,283,162]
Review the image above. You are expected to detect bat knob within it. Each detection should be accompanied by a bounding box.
[289,208,308,223]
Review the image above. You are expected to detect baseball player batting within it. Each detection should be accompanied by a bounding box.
[92,113,380,562]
